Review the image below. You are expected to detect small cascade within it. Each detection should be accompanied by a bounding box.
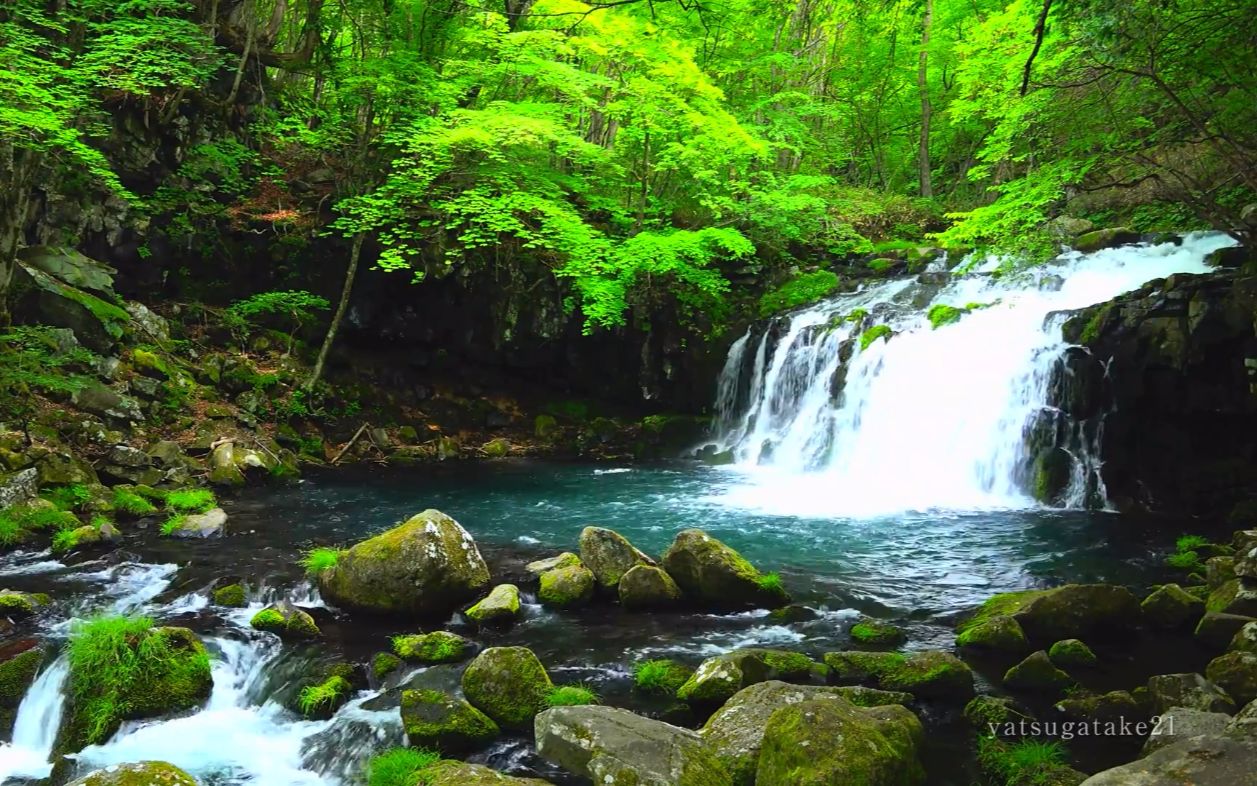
[707,233,1238,516]
[0,655,70,781]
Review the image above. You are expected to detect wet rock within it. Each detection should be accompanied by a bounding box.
[208,443,246,486]
[372,652,403,681]
[756,698,925,786]
[317,509,490,618]
[36,452,100,486]
[67,761,199,786]
[1141,707,1231,755]
[465,584,521,624]
[1146,673,1236,715]
[1237,545,1257,580]
[1209,556,1239,588]
[850,617,907,648]
[537,564,595,609]
[1231,621,1257,654]
[535,705,730,786]
[1081,735,1257,785]
[462,646,552,729]
[394,631,472,664]
[168,507,228,539]
[0,469,38,509]
[879,650,975,702]
[1206,652,1257,705]
[421,761,553,785]
[250,601,320,640]
[1143,583,1206,628]
[0,590,50,620]
[1197,612,1257,650]
[963,695,1031,734]
[1004,650,1075,695]
[1054,690,1143,725]
[619,564,682,610]
[0,643,42,738]
[1208,578,1257,617]
[956,613,1030,653]
[1048,639,1098,668]
[1072,227,1140,253]
[678,649,825,705]
[212,584,246,607]
[701,681,910,786]
[524,552,582,577]
[579,526,656,590]
[824,651,907,686]
[400,688,499,753]
[1047,216,1095,241]
[661,529,789,609]
[958,584,1141,646]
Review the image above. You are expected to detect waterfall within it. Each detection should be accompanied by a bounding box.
[0,655,69,781]
[707,233,1237,517]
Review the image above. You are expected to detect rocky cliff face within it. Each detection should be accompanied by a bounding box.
[1057,270,1257,515]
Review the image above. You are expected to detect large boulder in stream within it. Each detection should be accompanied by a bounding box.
[619,564,682,609]
[677,649,826,705]
[1081,736,1257,785]
[661,529,789,609]
[461,646,553,729]
[317,509,490,618]
[421,761,554,785]
[579,526,656,590]
[67,761,199,786]
[536,705,731,786]
[400,688,499,753]
[957,584,1141,647]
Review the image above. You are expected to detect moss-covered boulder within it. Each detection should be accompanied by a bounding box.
[850,617,907,648]
[293,672,353,719]
[701,681,910,786]
[618,564,682,610]
[58,621,212,753]
[317,509,491,618]
[1142,583,1206,629]
[755,698,925,786]
[1047,639,1098,669]
[1003,650,1074,695]
[957,584,1140,646]
[956,613,1029,653]
[1206,652,1257,705]
[962,695,1030,735]
[1206,578,1257,617]
[422,761,554,785]
[677,649,825,705]
[579,526,656,591]
[67,761,199,786]
[1207,556,1238,589]
[661,529,788,609]
[824,651,906,686]
[524,552,582,578]
[400,688,499,753]
[1146,672,1236,714]
[465,584,521,624]
[1072,227,1139,253]
[1196,611,1257,650]
[1230,621,1257,655]
[212,583,246,607]
[393,631,472,664]
[535,705,730,786]
[1054,690,1143,724]
[0,590,50,620]
[1,643,42,737]
[372,652,403,681]
[537,564,595,609]
[461,646,552,729]
[249,601,320,640]
[878,650,975,702]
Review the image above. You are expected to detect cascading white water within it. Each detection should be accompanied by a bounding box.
[707,233,1238,517]
[0,655,69,780]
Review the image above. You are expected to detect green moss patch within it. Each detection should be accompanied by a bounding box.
[393,631,471,664]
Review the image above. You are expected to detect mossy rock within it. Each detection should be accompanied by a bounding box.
[1206,651,1257,705]
[1230,621,1257,655]
[67,761,199,786]
[250,601,320,640]
[294,674,353,719]
[618,564,682,610]
[525,552,582,578]
[461,646,552,729]
[677,649,825,705]
[393,631,472,664]
[1048,639,1098,669]
[850,617,906,648]
[878,650,975,702]
[1196,611,1257,650]
[955,614,1029,653]
[579,526,656,590]
[465,584,521,624]
[0,590,50,620]
[481,438,511,458]
[1003,650,1075,695]
[823,651,906,686]
[212,583,246,607]
[1207,557,1237,590]
[538,564,595,609]
[661,529,789,609]
[1142,583,1205,629]
[400,688,500,753]
[1055,690,1144,724]
[372,652,403,681]
[755,698,925,786]
[534,414,559,438]
[421,761,554,785]
[962,695,1029,734]
[1145,672,1235,715]
[1206,578,1257,617]
[1072,227,1140,253]
[1,644,43,734]
[957,584,1140,646]
[317,509,491,618]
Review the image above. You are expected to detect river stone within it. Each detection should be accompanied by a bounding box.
[67,761,199,786]
[525,552,581,577]
[1081,735,1257,785]
[1141,707,1231,755]
[0,590,50,620]
[849,617,907,649]
[1231,622,1257,654]
[208,442,246,486]
[824,651,906,686]
[250,601,320,639]
[0,468,38,509]
[1207,652,1257,705]
[462,646,552,729]
[1055,690,1144,725]
[0,643,42,738]
[701,681,910,786]
[677,649,824,704]
[963,695,1031,735]
[400,688,499,753]
[1207,578,1257,617]
[107,444,152,469]
[879,650,975,702]
[961,584,1141,646]
[1237,545,1257,580]
[169,507,228,539]
[1146,673,1236,715]
[1072,227,1140,254]
[1209,557,1239,589]
[1197,612,1257,650]
[421,761,553,785]
[535,705,731,786]
[955,613,1030,653]
[619,564,682,610]
[1142,584,1205,629]
[579,526,656,590]
[465,584,521,624]
[36,452,100,486]
[755,698,926,786]
[661,529,788,609]
[318,509,490,618]
[1048,639,1098,668]
[1229,698,1257,738]
[1004,650,1075,695]
[537,564,594,609]
[393,631,472,663]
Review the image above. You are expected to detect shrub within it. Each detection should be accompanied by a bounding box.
[366,747,441,786]
[544,684,600,707]
[759,270,840,317]
[166,489,215,513]
[301,547,341,577]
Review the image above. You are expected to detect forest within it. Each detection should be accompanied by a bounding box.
[2,1,1257,785]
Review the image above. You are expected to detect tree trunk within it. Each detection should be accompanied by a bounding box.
[917,0,934,198]
[0,145,37,325]
[306,232,365,391]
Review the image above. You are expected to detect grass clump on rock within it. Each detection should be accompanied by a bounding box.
[977,736,1075,786]
[545,684,600,707]
[298,675,352,717]
[366,747,441,786]
[110,488,157,517]
[633,659,694,697]
[166,488,216,514]
[302,547,342,577]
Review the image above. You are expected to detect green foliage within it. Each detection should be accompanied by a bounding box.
[225,291,330,347]
[0,327,96,428]
[859,325,893,351]
[1167,551,1203,572]
[166,489,215,513]
[1176,535,1210,553]
[45,484,91,512]
[758,271,840,317]
[927,304,966,329]
[297,675,351,716]
[977,735,1070,786]
[302,547,341,577]
[366,747,441,786]
[160,514,187,537]
[544,684,600,707]
[112,488,158,517]
[756,572,784,595]
[633,659,693,697]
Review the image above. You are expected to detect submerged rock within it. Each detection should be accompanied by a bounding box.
[400,688,499,753]
[317,509,491,618]
[67,761,199,785]
[850,617,907,648]
[579,526,656,590]
[661,529,789,609]
[756,698,925,786]
[619,564,682,610]
[462,646,552,729]
[465,584,521,624]
[536,705,731,786]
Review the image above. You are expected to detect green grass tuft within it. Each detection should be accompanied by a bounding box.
[1175,534,1209,552]
[632,659,693,696]
[544,683,601,707]
[977,736,1070,784]
[1166,550,1203,571]
[297,675,352,716]
[366,746,442,786]
[44,484,91,512]
[756,571,784,594]
[112,488,158,516]
[160,514,187,537]
[166,488,215,513]
[927,303,965,329]
[302,547,341,577]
